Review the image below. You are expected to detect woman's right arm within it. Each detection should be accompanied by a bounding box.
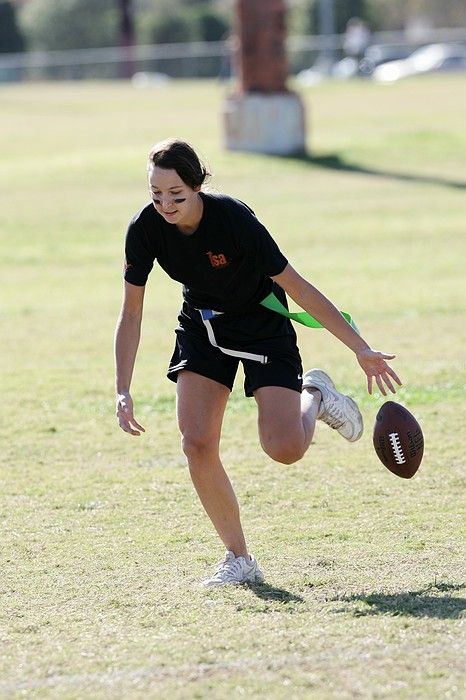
[114,281,146,436]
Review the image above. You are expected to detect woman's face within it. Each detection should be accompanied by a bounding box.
[148,166,201,228]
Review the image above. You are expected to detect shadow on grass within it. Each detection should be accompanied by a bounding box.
[273,152,466,191]
[334,582,465,619]
[247,581,304,604]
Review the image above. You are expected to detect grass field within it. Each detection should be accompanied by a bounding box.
[1,75,465,699]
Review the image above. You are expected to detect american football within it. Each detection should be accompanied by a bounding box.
[373,401,424,478]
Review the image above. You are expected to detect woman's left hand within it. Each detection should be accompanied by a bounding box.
[356,348,402,395]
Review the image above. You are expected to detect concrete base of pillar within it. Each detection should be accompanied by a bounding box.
[223,92,306,155]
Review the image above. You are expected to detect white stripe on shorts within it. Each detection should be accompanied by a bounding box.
[198,309,268,365]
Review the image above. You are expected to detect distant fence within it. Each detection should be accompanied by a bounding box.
[1,27,466,82]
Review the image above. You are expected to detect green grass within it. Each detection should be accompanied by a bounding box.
[1,76,465,699]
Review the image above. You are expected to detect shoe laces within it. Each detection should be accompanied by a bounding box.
[212,552,246,582]
[321,396,346,429]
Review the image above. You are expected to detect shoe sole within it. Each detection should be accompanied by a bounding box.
[341,395,364,442]
[302,368,335,392]
[202,575,264,588]
[201,567,264,587]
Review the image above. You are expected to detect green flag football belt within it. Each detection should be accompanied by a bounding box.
[197,293,359,365]
[259,292,359,334]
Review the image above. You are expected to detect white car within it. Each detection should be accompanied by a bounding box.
[373,43,466,82]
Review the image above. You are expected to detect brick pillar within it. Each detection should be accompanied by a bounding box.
[236,0,288,93]
[223,0,306,155]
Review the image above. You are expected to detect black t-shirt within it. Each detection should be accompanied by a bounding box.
[123,192,288,313]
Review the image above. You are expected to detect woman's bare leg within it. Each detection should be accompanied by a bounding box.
[254,385,321,464]
[176,370,249,557]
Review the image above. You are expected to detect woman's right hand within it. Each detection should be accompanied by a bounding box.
[116,392,145,436]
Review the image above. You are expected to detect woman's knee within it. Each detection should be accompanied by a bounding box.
[261,434,305,465]
[181,431,219,464]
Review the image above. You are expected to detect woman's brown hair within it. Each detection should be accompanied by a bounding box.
[148,139,210,189]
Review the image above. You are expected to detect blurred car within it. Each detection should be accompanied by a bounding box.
[332,57,359,79]
[373,43,466,82]
[296,47,408,84]
[332,44,414,80]
[358,44,414,77]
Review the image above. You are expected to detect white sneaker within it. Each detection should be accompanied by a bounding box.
[303,368,363,442]
[202,551,264,587]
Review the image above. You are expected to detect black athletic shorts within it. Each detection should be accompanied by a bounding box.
[167,290,303,397]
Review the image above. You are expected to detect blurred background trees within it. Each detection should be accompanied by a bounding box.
[288,0,369,36]
[0,0,25,52]
[287,0,466,35]
[363,0,466,32]
[19,0,119,50]
[136,0,230,46]
[7,0,230,51]
[1,0,465,54]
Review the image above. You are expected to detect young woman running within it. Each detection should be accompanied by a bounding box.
[114,139,401,587]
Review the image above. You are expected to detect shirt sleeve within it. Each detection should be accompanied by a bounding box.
[236,203,288,277]
[123,215,156,286]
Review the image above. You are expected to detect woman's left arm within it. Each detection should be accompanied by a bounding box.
[272,263,402,395]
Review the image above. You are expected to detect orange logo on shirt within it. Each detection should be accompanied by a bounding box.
[206,251,229,268]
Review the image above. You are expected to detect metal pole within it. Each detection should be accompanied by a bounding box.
[118,0,135,79]
[317,0,336,72]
